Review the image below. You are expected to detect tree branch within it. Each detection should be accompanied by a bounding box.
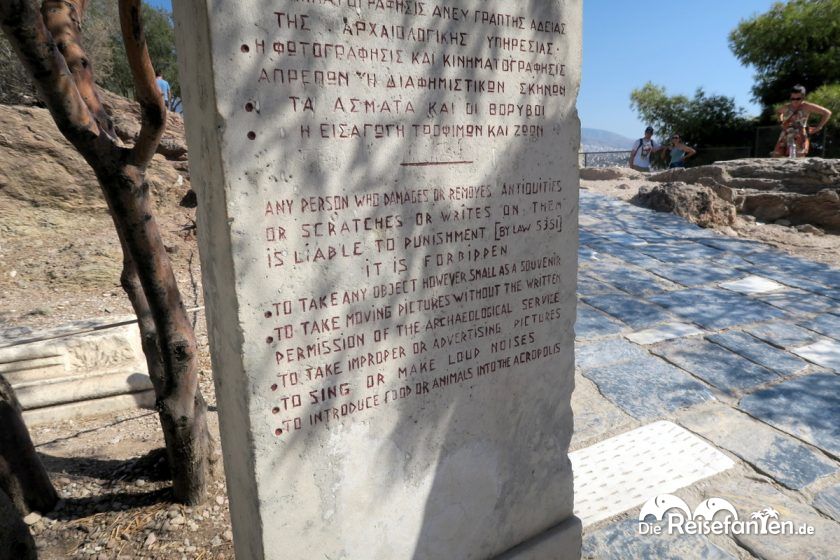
[119,0,166,167]
[0,0,98,141]
[41,0,116,141]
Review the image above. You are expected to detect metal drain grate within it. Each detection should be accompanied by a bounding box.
[570,421,734,527]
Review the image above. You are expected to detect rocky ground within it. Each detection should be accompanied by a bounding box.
[2,92,839,558]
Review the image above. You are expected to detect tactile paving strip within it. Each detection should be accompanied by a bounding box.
[570,421,734,527]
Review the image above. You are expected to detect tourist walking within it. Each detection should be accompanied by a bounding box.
[155,70,171,109]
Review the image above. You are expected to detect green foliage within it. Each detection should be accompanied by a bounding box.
[83,0,119,87]
[2,0,115,105]
[0,34,38,105]
[729,0,840,110]
[1,1,177,106]
[105,3,178,106]
[808,83,840,131]
[630,82,755,148]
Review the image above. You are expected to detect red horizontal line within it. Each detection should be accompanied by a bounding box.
[400,160,473,167]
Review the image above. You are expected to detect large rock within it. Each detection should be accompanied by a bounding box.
[580,167,644,181]
[100,90,189,161]
[632,183,736,228]
[740,193,792,223]
[0,98,188,212]
[650,158,840,194]
[789,188,840,230]
[648,158,840,231]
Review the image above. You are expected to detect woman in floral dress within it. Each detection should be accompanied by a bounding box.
[773,85,832,157]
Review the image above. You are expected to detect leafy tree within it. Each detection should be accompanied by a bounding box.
[729,0,840,110]
[808,83,840,131]
[105,2,178,106]
[630,82,755,148]
[0,32,35,103]
[1,0,117,104]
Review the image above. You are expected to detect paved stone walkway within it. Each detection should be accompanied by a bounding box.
[573,191,840,560]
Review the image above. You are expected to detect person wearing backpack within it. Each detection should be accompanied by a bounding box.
[628,126,663,172]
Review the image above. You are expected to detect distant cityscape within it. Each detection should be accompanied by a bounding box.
[580,128,634,152]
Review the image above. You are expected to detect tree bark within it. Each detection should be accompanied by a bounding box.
[0,375,58,515]
[0,0,213,504]
[113,204,213,504]
[0,487,37,560]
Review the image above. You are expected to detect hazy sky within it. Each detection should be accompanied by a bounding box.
[580,1,777,139]
[148,1,778,139]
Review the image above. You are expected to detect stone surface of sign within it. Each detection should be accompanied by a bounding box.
[174,0,581,558]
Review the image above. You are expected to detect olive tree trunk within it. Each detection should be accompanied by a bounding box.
[0,0,213,504]
[0,375,58,514]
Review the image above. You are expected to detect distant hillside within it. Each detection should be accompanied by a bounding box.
[581,128,634,152]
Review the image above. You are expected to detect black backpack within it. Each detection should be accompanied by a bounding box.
[635,138,653,156]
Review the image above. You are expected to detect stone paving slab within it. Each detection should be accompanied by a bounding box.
[582,293,675,329]
[790,266,840,287]
[577,273,621,297]
[756,268,840,301]
[679,405,837,490]
[587,266,678,298]
[576,338,650,372]
[582,520,737,560]
[812,484,840,523]
[706,331,810,377]
[605,250,669,271]
[570,374,635,451]
[695,237,776,256]
[582,356,715,420]
[575,304,626,340]
[579,230,603,243]
[638,242,726,264]
[597,231,651,246]
[580,254,633,275]
[576,191,840,556]
[753,289,838,316]
[652,225,720,240]
[652,338,782,394]
[647,263,744,288]
[743,322,822,350]
[742,252,829,277]
[708,475,840,560]
[706,252,756,270]
[621,227,671,242]
[739,373,840,457]
[792,339,840,371]
[625,323,706,346]
[719,275,786,295]
[802,283,840,302]
[799,313,840,341]
[648,288,788,330]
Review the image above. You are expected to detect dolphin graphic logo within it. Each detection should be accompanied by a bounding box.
[638,494,692,522]
[693,498,739,521]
